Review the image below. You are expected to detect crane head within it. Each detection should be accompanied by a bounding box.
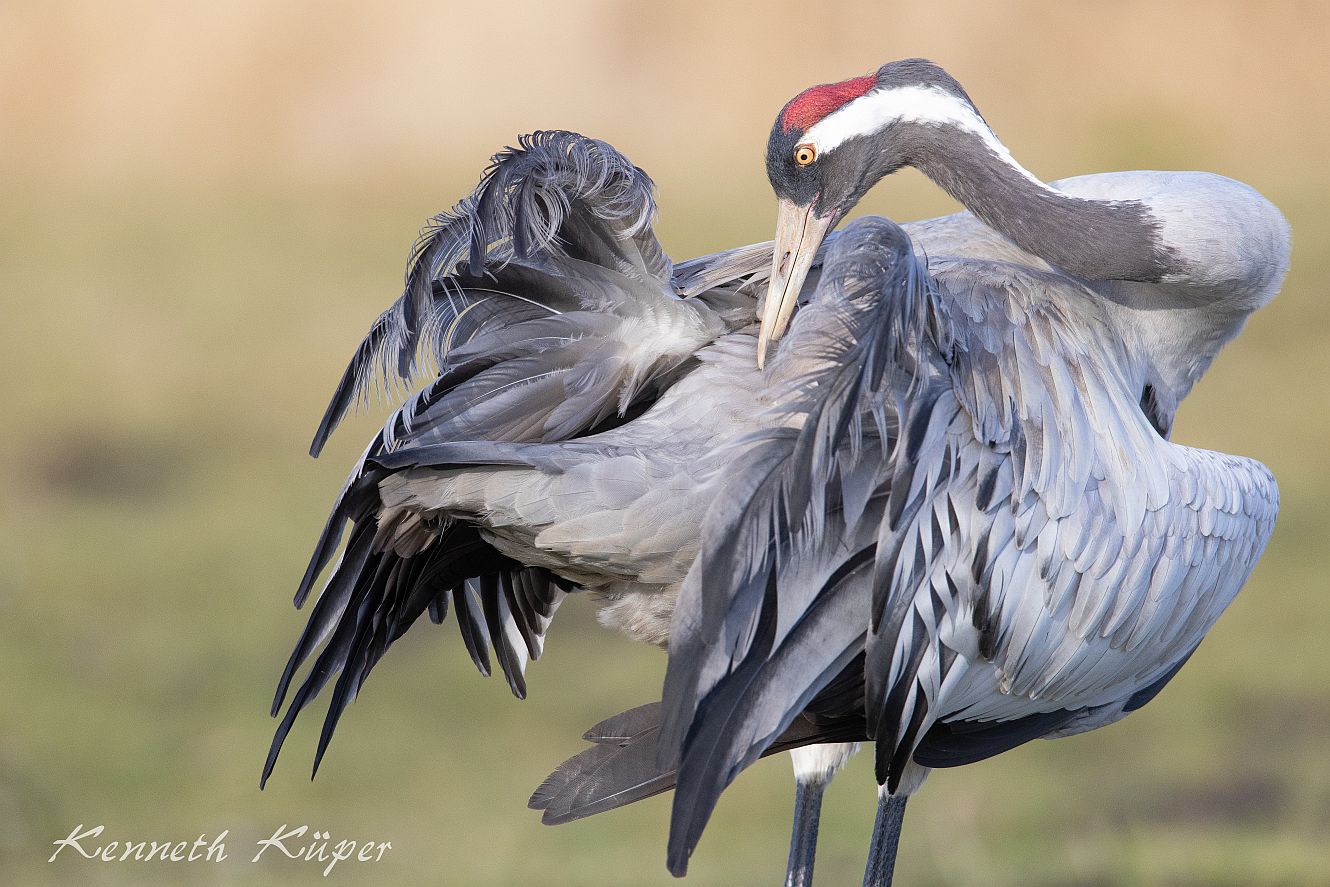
[759,58,978,366]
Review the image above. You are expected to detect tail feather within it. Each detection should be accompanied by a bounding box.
[530,702,868,827]
[530,703,675,825]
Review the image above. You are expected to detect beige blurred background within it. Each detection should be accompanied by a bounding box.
[3,1,1327,885]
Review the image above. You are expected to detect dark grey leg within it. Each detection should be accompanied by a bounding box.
[784,744,857,887]
[785,775,828,887]
[862,791,908,887]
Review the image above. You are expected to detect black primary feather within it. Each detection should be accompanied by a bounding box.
[265,437,569,786]
[263,519,571,786]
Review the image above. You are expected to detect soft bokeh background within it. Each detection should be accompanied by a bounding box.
[3,2,1327,885]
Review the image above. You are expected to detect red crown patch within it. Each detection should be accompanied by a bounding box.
[780,74,876,134]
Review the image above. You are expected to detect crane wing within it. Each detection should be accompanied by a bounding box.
[862,260,1278,786]
[271,132,756,787]
[656,232,1278,874]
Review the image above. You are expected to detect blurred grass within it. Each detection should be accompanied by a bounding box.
[2,2,1329,885]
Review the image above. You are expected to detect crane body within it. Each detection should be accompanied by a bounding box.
[265,60,1288,886]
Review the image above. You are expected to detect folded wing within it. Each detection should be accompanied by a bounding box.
[655,225,1279,875]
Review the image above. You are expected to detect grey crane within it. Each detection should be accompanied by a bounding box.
[265,59,1288,886]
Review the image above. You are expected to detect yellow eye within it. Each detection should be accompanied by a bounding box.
[794,144,817,166]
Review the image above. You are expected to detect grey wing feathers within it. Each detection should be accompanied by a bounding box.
[663,219,938,732]
[269,387,602,788]
[672,241,774,298]
[311,131,681,455]
[657,217,938,874]
[863,261,1278,786]
[274,131,746,788]
[309,132,759,455]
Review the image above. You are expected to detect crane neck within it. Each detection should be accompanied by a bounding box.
[905,123,1179,282]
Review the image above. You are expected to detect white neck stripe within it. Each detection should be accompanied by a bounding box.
[803,86,1049,189]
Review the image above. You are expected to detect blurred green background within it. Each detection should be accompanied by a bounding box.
[3,1,1327,884]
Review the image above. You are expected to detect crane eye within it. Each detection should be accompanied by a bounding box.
[794,144,817,166]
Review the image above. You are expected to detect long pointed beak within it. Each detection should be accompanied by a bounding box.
[757,199,835,368]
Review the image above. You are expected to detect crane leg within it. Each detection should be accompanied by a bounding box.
[862,788,908,887]
[785,743,857,887]
[785,773,828,887]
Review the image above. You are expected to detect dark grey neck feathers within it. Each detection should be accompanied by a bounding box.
[905,123,1178,282]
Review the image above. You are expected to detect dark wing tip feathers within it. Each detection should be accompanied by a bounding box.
[263,516,566,788]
